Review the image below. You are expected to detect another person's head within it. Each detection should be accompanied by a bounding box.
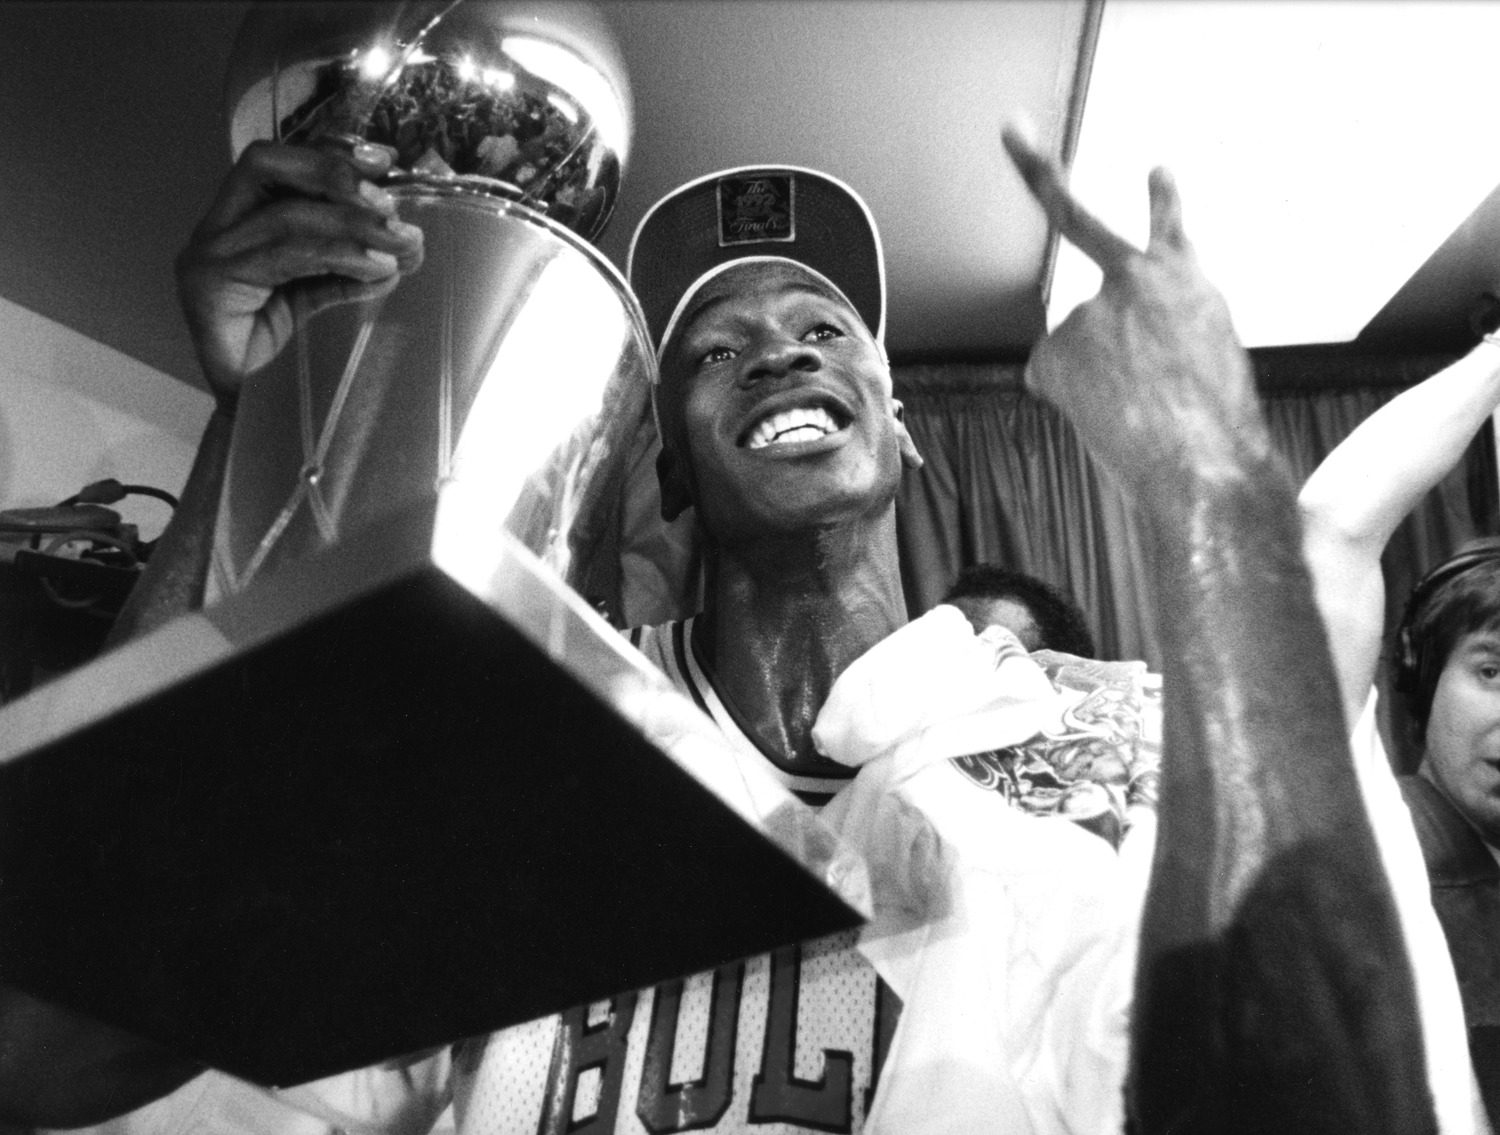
[627,167,921,545]
[943,563,1095,656]
[1395,537,1500,843]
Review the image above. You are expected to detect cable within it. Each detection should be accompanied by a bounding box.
[56,479,179,510]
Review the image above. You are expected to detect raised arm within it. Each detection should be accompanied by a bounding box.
[1002,123,1433,1133]
[107,141,423,643]
[1299,342,1500,727]
[0,143,427,1130]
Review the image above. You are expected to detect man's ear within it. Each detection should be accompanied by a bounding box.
[892,399,924,470]
[656,443,694,521]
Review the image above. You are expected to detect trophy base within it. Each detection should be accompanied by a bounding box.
[0,496,863,1087]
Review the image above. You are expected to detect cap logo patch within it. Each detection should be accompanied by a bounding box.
[716,174,795,247]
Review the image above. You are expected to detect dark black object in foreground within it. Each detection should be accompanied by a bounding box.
[0,508,862,1088]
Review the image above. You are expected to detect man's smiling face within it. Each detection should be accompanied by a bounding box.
[654,261,917,545]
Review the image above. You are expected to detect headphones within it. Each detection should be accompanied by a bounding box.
[1394,536,1500,694]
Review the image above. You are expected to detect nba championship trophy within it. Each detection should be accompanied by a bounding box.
[214,0,641,598]
[0,1,865,1088]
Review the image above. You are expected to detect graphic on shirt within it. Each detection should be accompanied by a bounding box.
[949,651,1162,848]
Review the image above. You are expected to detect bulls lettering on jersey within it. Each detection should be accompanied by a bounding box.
[452,621,896,1132]
[454,928,900,1134]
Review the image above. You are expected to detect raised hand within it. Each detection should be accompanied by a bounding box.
[175,140,424,406]
[1001,123,1270,511]
[105,143,426,640]
[1002,122,1438,1133]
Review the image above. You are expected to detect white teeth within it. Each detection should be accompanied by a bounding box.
[746,406,839,450]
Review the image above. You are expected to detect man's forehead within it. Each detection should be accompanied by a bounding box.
[675,261,865,341]
[653,258,886,416]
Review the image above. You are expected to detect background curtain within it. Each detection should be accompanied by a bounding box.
[893,350,1499,772]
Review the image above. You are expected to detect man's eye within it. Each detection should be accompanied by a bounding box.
[804,323,844,343]
[699,345,736,366]
[1480,663,1500,682]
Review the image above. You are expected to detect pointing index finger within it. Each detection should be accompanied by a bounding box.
[1001,121,1138,274]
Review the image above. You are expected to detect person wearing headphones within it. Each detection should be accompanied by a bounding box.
[1299,331,1500,1129]
[1391,539,1500,1125]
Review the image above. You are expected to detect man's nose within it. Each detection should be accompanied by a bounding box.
[743,337,819,385]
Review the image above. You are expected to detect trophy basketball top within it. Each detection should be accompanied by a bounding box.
[224,0,633,241]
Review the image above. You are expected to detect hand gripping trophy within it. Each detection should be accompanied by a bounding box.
[217,0,647,599]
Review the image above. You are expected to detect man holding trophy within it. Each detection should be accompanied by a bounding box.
[0,0,1465,1131]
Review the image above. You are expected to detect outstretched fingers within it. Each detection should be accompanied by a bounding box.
[1146,166,1191,255]
[1001,121,1137,273]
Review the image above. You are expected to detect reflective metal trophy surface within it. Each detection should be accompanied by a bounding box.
[215,0,640,594]
[0,1,866,1087]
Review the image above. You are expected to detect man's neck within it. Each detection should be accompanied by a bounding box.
[694,513,908,768]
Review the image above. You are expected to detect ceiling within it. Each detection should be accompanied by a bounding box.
[3,1,1499,398]
[0,0,1085,394]
[1050,0,1500,355]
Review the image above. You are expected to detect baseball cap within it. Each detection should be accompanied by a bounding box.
[626,165,887,366]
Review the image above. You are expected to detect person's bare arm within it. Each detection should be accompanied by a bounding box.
[1299,344,1500,726]
[103,404,236,643]
[107,140,423,645]
[0,142,426,1130]
[1003,123,1434,1133]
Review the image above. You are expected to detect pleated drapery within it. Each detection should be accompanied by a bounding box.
[890,354,1498,770]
